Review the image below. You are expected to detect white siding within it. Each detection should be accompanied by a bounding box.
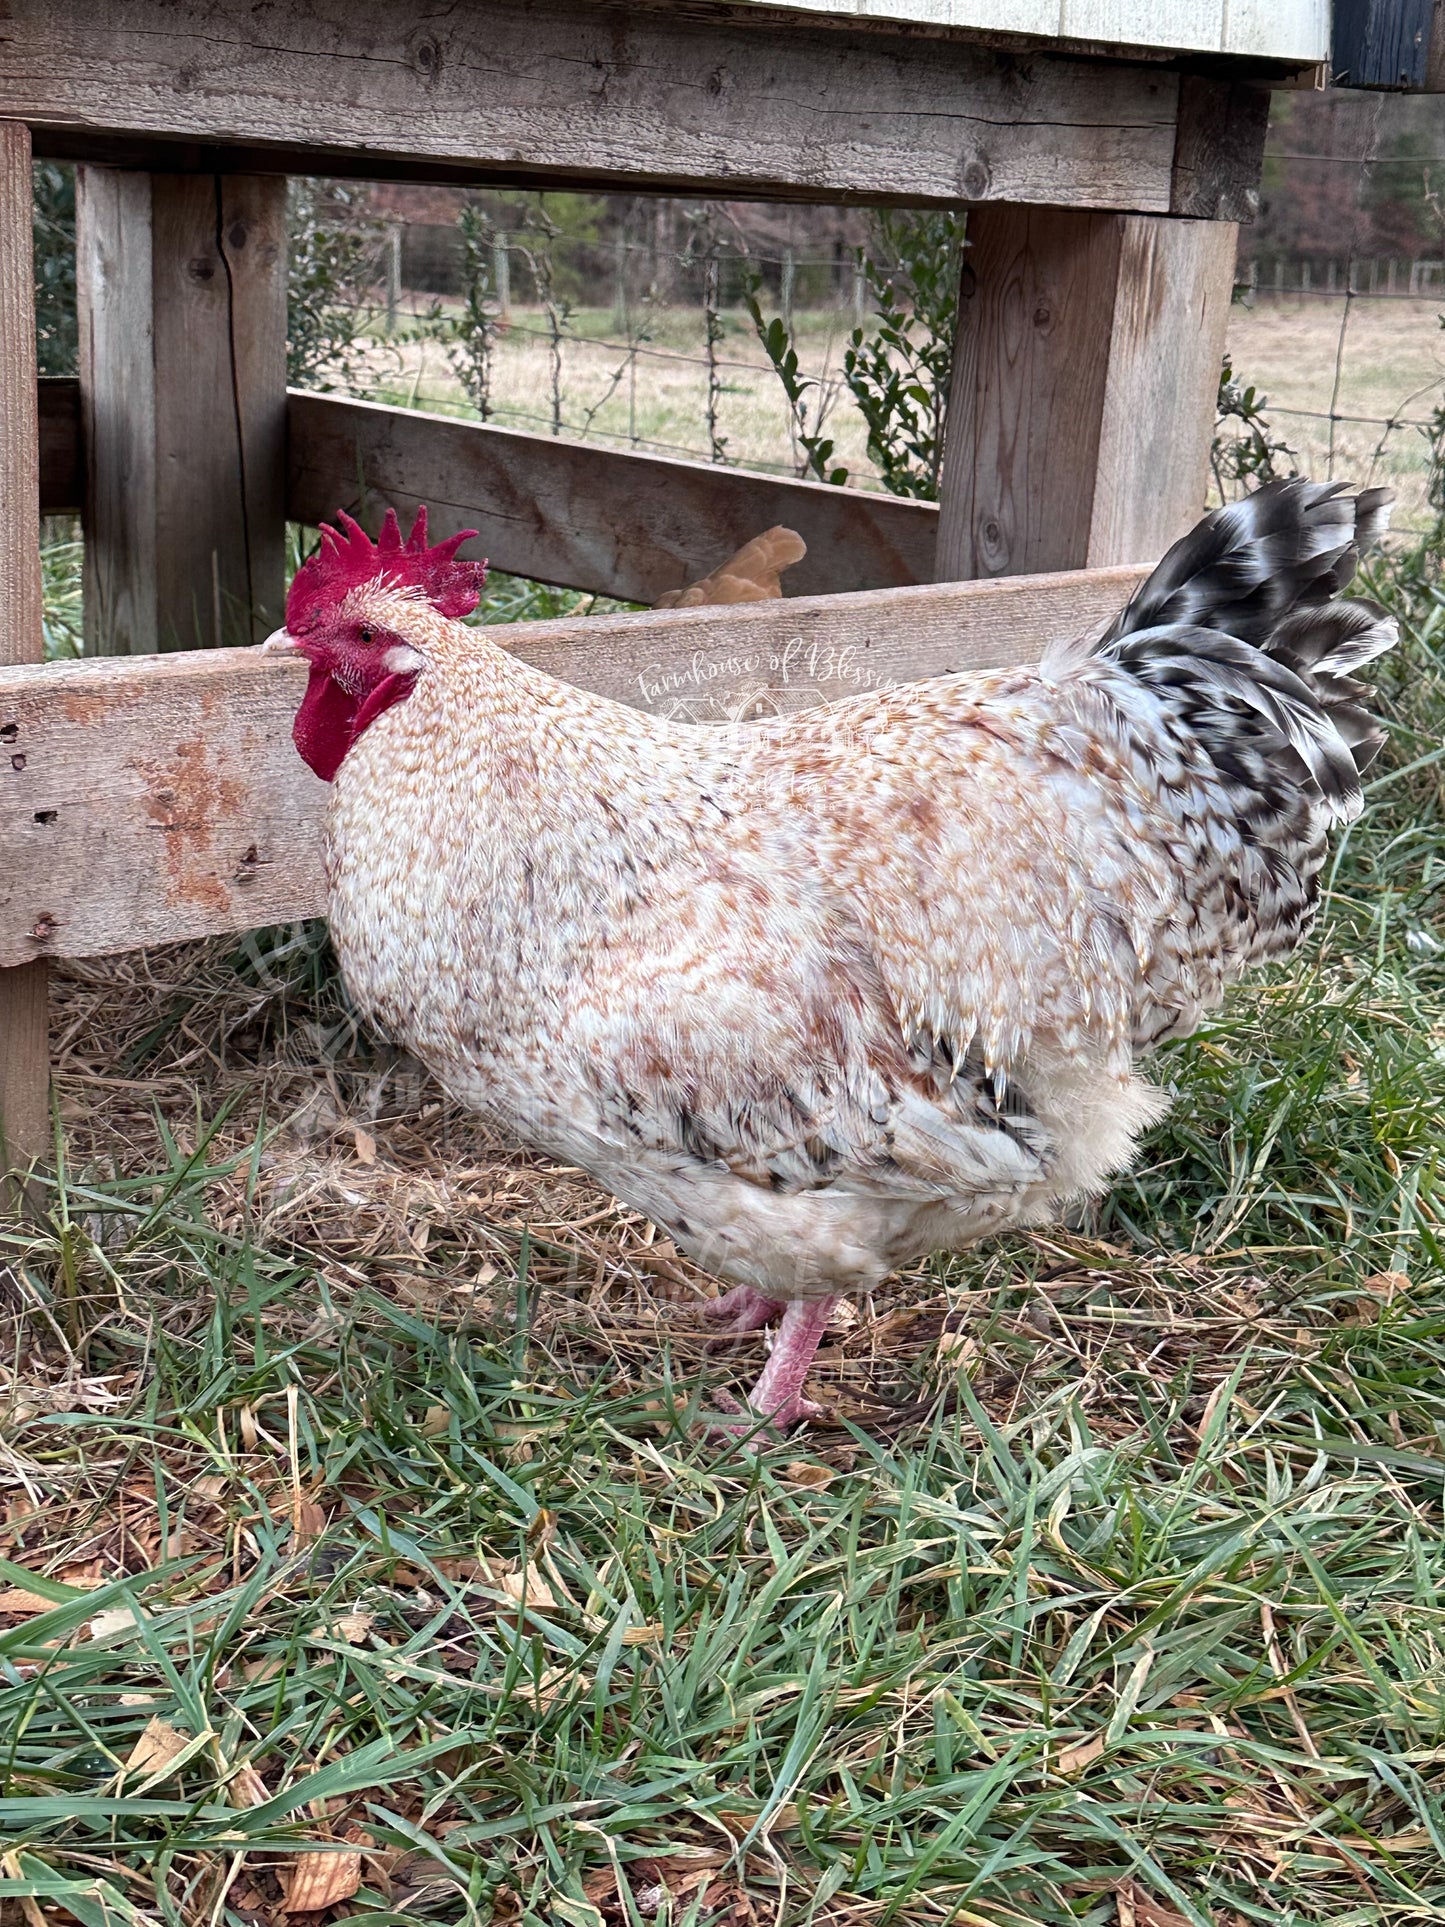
[723,0,1328,61]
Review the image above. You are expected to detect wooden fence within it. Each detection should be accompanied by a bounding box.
[12,371,1146,966]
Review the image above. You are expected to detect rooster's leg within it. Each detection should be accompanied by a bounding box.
[704,1283,785,1338]
[731,1294,836,1430]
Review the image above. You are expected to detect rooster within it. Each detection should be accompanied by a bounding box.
[266,483,1394,1432]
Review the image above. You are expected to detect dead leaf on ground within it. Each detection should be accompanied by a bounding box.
[0,1588,60,1616]
[514,1664,592,1708]
[89,1606,138,1639]
[292,1497,328,1545]
[1360,1270,1410,1302]
[717,1803,808,1835]
[281,1846,364,1913]
[784,1461,834,1490]
[229,1764,271,1808]
[325,1609,375,1644]
[498,1567,557,1612]
[352,1126,377,1166]
[937,1329,979,1368]
[1056,1732,1107,1776]
[1116,1881,1190,1927]
[584,1853,733,1922]
[122,1716,189,1782]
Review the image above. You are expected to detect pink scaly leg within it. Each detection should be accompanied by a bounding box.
[720,1295,837,1433]
[704,1283,785,1340]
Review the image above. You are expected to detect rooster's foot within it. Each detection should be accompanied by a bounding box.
[707,1294,838,1444]
[710,1386,826,1439]
[703,1284,785,1342]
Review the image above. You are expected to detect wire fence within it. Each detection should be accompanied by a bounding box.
[34,91,1445,545]
[291,193,922,490]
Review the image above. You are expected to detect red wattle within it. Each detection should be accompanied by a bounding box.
[292,664,415,783]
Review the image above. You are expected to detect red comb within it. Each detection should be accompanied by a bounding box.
[285,505,487,631]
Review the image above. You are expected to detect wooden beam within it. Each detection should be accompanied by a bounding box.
[43,384,940,601]
[0,563,1148,968]
[77,168,287,653]
[1427,0,1445,85]
[0,121,50,1179]
[1169,76,1271,219]
[935,207,1235,578]
[2,0,1187,213]
[287,394,939,604]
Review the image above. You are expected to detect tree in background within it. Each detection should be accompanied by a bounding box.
[33,162,76,378]
[842,210,963,501]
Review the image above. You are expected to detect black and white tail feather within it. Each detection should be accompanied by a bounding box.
[1050,479,1397,1044]
[1096,478,1395,823]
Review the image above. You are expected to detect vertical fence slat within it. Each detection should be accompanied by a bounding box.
[0,119,50,1181]
[79,168,287,654]
[936,207,1236,580]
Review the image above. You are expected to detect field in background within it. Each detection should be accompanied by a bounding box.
[355,290,1445,531]
[1228,295,1445,531]
[366,306,882,485]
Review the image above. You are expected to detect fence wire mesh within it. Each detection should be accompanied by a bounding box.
[32,86,1445,557]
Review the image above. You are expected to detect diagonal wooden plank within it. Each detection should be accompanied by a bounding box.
[0,564,1146,968]
[286,393,939,604]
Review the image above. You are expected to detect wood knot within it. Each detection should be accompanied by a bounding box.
[413,34,442,77]
[959,155,992,200]
[187,256,216,284]
[10,752,25,771]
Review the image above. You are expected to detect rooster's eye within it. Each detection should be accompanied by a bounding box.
[358,625,374,643]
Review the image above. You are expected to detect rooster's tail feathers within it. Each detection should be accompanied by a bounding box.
[1102,478,1394,657]
[1088,480,1397,822]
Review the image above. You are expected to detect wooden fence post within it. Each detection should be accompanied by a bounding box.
[0,119,50,1184]
[936,208,1237,578]
[77,168,287,653]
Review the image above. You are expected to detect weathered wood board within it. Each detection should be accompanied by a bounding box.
[287,394,939,604]
[0,120,49,1172]
[78,170,287,653]
[936,207,1235,577]
[4,0,1186,213]
[0,564,1147,969]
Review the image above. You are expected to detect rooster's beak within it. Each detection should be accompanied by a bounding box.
[260,627,296,655]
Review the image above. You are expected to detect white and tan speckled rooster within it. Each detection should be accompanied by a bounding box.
[266,484,1394,1432]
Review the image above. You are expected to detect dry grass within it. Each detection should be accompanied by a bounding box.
[367,305,898,484]
[352,294,1445,527]
[38,938,1288,1444]
[1217,295,1445,531]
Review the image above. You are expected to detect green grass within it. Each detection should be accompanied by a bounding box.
[1,546,1442,1926]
